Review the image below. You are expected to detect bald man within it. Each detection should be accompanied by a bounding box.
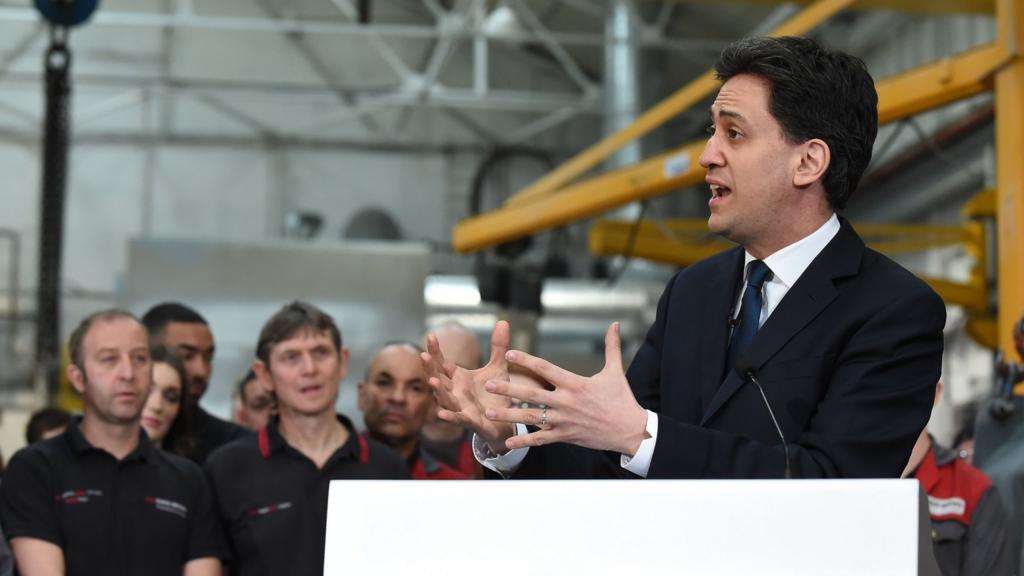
[421,322,481,477]
[359,342,469,480]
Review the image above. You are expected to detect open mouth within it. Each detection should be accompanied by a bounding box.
[710,184,731,199]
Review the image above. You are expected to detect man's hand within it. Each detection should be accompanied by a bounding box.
[484,322,649,455]
[423,320,518,454]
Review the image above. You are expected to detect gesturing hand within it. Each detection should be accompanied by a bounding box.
[484,322,649,456]
[422,320,519,454]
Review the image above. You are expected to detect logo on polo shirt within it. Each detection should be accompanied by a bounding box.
[928,495,967,517]
[56,489,103,504]
[144,496,188,519]
[248,502,293,517]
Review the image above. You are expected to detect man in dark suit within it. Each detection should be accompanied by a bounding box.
[424,36,945,479]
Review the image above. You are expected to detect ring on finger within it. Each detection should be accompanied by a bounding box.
[540,406,548,427]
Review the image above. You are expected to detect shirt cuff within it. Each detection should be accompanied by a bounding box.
[620,410,658,478]
[473,424,529,477]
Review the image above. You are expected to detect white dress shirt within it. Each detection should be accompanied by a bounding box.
[479,214,842,477]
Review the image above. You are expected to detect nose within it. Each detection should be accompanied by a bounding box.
[299,353,317,375]
[388,383,407,404]
[197,357,212,382]
[699,132,723,170]
[186,357,210,385]
[146,392,163,414]
[117,353,137,380]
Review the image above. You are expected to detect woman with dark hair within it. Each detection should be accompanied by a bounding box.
[142,347,196,458]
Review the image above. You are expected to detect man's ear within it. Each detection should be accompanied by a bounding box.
[356,381,368,412]
[67,364,86,395]
[337,347,350,381]
[793,138,830,188]
[253,360,273,395]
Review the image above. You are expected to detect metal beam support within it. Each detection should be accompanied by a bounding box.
[0,5,726,52]
[509,0,596,94]
[665,0,994,15]
[502,0,855,209]
[0,22,43,80]
[995,0,1024,360]
[875,42,1005,125]
[452,142,705,252]
[255,0,384,137]
[471,0,488,95]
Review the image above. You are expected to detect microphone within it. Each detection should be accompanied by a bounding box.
[733,359,792,479]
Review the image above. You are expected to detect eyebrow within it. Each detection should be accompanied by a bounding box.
[176,344,215,354]
[709,108,746,122]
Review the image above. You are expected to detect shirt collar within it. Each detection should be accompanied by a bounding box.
[64,415,156,464]
[743,213,840,288]
[263,413,362,461]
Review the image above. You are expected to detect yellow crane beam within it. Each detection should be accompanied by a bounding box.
[672,0,994,15]
[995,0,1024,362]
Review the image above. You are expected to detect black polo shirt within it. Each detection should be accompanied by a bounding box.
[205,414,409,576]
[193,407,252,464]
[0,417,229,576]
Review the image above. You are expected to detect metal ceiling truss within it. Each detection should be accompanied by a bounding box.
[0,1,728,147]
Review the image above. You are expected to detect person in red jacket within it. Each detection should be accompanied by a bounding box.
[359,341,470,480]
[904,383,1013,576]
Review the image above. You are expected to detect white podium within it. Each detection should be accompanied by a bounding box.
[324,479,939,576]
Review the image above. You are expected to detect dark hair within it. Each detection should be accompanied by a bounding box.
[364,340,425,380]
[68,309,144,370]
[26,407,72,444]
[141,302,209,340]
[714,36,878,210]
[235,369,258,404]
[256,301,343,365]
[149,346,197,458]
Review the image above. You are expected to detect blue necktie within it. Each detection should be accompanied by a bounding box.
[728,260,772,370]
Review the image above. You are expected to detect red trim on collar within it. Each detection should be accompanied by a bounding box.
[357,433,369,464]
[258,426,271,458]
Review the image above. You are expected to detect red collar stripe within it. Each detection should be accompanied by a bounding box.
[357,433,369,464]
[258,427,271,458]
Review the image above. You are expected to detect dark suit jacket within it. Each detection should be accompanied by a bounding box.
[515,218,946,479]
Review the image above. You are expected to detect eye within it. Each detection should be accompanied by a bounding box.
[728,128,742,140]
[164,390,180,404]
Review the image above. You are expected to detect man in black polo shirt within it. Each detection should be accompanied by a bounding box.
[143,302,250,463]
[205,301,408,576]
[0,309,228,575]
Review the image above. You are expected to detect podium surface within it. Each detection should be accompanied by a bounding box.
[324,479,936,575]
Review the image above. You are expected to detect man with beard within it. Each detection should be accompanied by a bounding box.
[143,303,249,463]
[360,342,469,480]
[0,310,228,575]
[205,301,408,576]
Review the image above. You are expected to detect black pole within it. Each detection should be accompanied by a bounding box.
[36,24,72,401]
